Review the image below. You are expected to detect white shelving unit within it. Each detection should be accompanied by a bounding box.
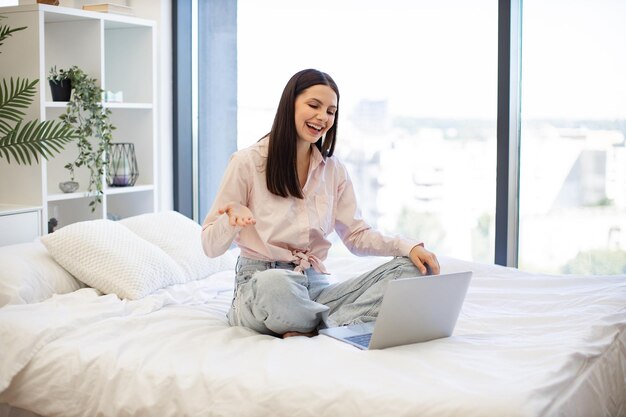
[0,204,42,246]
[0,4,158,241]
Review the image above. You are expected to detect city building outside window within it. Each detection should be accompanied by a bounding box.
[519,0,626,274]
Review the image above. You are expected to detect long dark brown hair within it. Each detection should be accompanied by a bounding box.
[266,69,340,199]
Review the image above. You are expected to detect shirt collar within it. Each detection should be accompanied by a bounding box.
[310,142,327,167]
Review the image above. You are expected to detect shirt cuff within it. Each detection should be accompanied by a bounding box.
[399,239,423,257]
[201,213,242,258]
[215,211,243,235]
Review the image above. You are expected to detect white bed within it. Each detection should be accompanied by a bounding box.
[0,211,624,417]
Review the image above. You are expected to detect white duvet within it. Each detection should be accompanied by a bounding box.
[1,256,625,417]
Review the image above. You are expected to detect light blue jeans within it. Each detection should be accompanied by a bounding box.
[227,256,423,336]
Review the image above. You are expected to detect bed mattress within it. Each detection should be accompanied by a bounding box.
[1,256,625,417]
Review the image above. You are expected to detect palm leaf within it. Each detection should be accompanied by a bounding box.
[0,119,76,165]
[0,20,27,51]
[0,77,38,134]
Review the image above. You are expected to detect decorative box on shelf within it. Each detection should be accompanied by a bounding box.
[82,3,134,16]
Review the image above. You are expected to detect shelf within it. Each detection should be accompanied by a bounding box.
[48,191,96,202]
[105,184,154,195]
[45,101,69,108]
[48,184,154,201]
[0,204,43,216]
[1,4,157,235]
[104,102,153,109]
[46,102,153,109]
[41,4,153,28]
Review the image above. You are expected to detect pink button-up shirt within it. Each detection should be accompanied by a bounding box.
[201,137,420,273]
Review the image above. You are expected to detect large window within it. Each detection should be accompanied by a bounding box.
[519,0,626,274]
[238,0,497,261]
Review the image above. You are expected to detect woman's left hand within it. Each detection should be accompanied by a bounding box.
[409,245,440,275]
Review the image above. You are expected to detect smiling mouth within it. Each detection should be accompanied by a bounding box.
[306,122,324,132]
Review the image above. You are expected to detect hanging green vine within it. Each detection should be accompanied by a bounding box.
[49,65,116,211]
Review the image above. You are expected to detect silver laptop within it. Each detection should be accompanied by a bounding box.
[319,271,472,349]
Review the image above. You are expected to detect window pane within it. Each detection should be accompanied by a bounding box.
[238,0,497,262]
[520,0,626,274]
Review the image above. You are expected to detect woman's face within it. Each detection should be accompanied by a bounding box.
[294,84,338,145]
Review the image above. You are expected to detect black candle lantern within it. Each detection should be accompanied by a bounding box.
[107,142,138,187]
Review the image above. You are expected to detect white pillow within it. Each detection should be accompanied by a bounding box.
[120,210,236,280]
[0,241,84,307]
[40,219,187,300]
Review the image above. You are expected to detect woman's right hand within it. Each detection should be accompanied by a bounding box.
[218,203,256,227]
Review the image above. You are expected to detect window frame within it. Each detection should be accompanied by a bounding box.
[173,0,524,267]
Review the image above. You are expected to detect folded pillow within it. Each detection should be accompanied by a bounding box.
[0,241,84,307]
[120,210,236,280]
[40,219,187,300]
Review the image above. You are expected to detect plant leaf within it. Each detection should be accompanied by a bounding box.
[0,21,27,52]
[0,77,38,134]
[0,119,76,165]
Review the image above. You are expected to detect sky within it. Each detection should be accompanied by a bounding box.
[238,0,626,122]
[238,0,497,120]
[522,0,626,119]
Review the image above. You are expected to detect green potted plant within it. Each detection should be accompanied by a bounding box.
[0,16,76,165]
[50,65,116,211]
[47,65,72,101]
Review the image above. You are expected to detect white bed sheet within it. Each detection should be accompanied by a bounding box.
[0,256,625,417]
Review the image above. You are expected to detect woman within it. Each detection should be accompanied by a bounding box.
[202,69,440,338]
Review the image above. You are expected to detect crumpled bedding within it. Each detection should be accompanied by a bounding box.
[1,256,625,417]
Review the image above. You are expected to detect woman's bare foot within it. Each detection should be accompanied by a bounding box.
[282,330,318,338]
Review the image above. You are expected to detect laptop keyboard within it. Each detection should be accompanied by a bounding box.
[345,333,372,348]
